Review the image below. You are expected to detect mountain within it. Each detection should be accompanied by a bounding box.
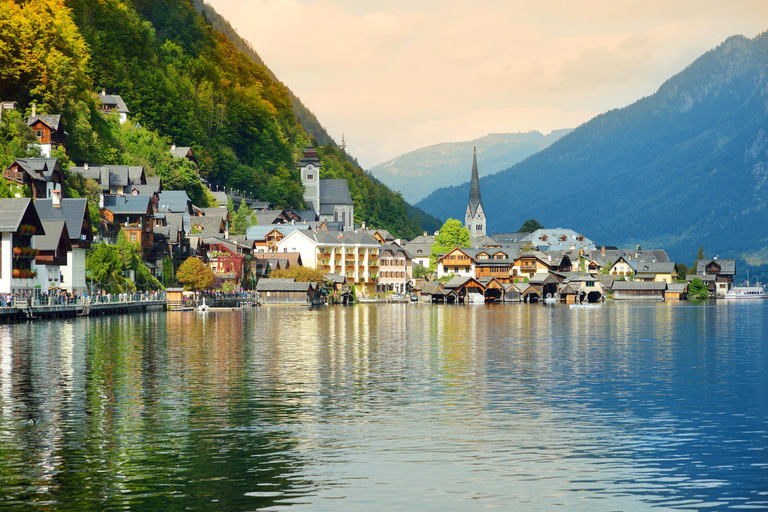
[0,0,436,239]
[369,130,571,203]
[416,32,768,267]
[191,0,342,154]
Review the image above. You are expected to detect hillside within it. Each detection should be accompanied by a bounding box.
[370,130,571,203]
[0,0,435,239]
[416,32,768,268]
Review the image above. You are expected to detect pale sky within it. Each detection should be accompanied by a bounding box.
[205,0,768,168]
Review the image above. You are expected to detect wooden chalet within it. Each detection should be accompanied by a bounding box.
[3,158,63,199]
[256,278,323,306]
[477,276,504,302]
[101,195,154,249]
[419,282,447,303]
[665,283,688,301]
[27,107,66,157]
[694,259,735,296]
[474,248,513,283]
[611,281,667,300]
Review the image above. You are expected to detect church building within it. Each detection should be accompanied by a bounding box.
[465,145,486,236]
[300,144,355,231]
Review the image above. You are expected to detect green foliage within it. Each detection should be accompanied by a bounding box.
[518,219,544,233]
[230,199,250,235]
[269,266,326,283]
[316,142,430,239]
[676,263,689,281]
[437,273,456,284]
[176,256,214,291]
[86,235,161,293]
[601,261,613,275]
[413,263,430,279]
[429,218,470,269]
[0,110,40,170]
[689,278,709,299]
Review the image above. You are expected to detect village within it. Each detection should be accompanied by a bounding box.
[0,96,739,315]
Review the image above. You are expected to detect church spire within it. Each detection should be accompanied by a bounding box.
[468,144,481,212]
[465,143,486,236]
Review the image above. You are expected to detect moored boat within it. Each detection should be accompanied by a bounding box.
[723,286,766,299]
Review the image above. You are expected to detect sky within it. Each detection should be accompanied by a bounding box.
[205,0,768,168]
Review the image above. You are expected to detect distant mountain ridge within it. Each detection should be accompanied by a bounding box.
[370,130,571,203]
[416,31,768,267]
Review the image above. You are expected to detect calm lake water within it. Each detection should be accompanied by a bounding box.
[1,302,767,511]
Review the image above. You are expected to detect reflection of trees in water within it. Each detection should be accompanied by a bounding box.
[0,313,312,511]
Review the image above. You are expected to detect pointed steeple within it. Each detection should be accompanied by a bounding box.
[468,144,481,214]
[465,143,486,236]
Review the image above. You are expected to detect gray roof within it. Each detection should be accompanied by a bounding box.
[145,176,162,188]
[324,273,346,284]
[190,215,225,234]
[467,146,483,217]
[256,279,316,292]
[299,144,322,167]
[611,281,667,291]
[696,259,736,275]
[444,275,473,289]
[0,198,34,232]
[420,282,445,295]
[34,198,89,242]
[157,190,193,214]
[11,157,61,182]
[491,232,528,243]
[380,244,412,259]
[667,283,688,293]
[103,195,152,214]
[27,114,62,131]
[246,224,312,241]
[211,191,228,207]
[320,179,353,206]
[98,91,129,113]
[35,220,69,251]
[130,184,160,195]
[171,146,193,159]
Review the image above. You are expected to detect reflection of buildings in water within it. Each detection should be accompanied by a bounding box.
[1,327,11,418]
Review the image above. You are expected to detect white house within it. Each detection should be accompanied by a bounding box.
[0,198,45,296]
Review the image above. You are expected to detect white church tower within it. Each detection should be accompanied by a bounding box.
[300,143,321,212]
[465,145,486,236]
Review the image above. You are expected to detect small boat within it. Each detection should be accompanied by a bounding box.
[569,303,601,309]
[197,297,210,311]
[723,286,766,299]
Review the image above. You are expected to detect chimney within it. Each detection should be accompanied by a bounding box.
[51,188,61,207]
[601,246,605,256]
[31,103,36,118]
[83,163,89,170]
[361,221,366,230]
[101,89,106,96]
[171,143,176,151]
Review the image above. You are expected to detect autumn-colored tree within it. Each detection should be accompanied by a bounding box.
[176,257,215,291]
[270,266,326,283]
[219,252,244,280]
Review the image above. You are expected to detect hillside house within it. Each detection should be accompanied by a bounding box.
[34,197,93,294]
[97,90,129,123]
[3,158,63,199]
[27,105,65,157]
[378,244,412,293]
[694,259,735,296]
[101,195,154,249]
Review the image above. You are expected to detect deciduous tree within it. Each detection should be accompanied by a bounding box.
[176,256,214,291]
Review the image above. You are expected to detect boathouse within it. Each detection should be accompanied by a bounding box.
[611,281,667,300]
[256,278,323,306]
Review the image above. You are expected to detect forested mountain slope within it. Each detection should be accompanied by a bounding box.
[0,0,436,238]
[416,32,768,265]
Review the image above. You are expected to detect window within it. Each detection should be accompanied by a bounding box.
[35,130,43,139]
[306,173,314,180]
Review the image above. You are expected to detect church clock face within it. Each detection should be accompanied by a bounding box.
[306,164,314,171]
[467,212,471,220]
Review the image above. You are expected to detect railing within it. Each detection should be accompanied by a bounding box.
[0,291,167,308]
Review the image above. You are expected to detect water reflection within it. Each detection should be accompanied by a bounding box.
[0,303,766,510]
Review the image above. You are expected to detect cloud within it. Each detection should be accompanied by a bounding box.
[206,0,768,168]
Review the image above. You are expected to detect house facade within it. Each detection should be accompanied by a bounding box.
[0,198,45,296]
[277,230,380,295]
[377,244,412,294]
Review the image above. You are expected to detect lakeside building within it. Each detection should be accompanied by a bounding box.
[276,230,379,295]
[0,198,45,296]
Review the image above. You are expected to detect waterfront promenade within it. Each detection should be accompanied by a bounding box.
[0,290,260,321]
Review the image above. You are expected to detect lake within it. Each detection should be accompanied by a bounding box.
[1,302,767,511]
